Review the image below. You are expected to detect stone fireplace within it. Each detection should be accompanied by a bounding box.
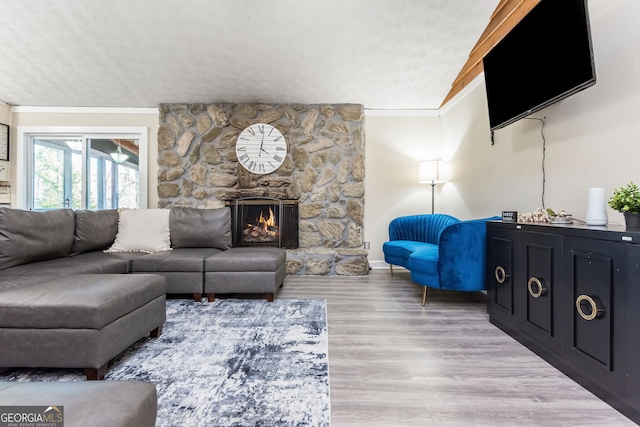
[157,102,368,276]
[228,198,298,249]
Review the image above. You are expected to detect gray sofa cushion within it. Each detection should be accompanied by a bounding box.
[132,248,223,272]
[0,255,128,278]
[70,209,119,255]
[205,247,286,272]
[0,207,75,271]
[170,207,232,250]
[0,274,166,329]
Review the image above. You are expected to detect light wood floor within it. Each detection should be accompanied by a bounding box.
[278,269,637,427]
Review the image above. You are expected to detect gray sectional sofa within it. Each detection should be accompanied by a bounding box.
[0,206,286,301]
[0,206,286,380]
[0,205,286,426]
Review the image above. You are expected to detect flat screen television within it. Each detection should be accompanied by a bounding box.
[482,0,596,131]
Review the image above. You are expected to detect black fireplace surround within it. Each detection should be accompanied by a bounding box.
[228,198,298,249]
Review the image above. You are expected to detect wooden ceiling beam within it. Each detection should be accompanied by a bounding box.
[440,0,541,108]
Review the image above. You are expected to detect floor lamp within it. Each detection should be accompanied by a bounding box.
[418,160,447,214]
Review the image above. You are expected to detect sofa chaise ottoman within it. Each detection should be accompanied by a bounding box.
[0,380,157,427]
[0,274,166,380]
[205,247,286,302]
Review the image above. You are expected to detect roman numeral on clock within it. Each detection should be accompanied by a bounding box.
[273,154,283,163]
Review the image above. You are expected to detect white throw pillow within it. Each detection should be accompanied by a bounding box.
[106,209,172,253]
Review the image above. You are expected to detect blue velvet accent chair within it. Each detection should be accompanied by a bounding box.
[383,214,497,305]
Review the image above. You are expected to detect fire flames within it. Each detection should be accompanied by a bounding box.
[243,207,279,243]
[258,207,276,231]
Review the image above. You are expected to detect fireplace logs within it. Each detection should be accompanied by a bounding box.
[243,207,279,243]
[228,198,298,249]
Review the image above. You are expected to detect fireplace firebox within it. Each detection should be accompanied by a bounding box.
[228,198,298,249]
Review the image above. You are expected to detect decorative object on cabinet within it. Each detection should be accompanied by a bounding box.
[608,182,640,228]
[501,211,517,222]
[548,208,572,224]
[0,123,8,161]
[623,212,640,228]
[585,187,608,225]
[518,208,571,224]
[418,160,447,214]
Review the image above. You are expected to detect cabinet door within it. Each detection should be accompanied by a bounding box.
[627,244,640,401]
[563,237,627,394]
[518,232,563,354]
[487,225,516,326]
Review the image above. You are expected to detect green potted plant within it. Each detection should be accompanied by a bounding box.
[608,182,640,228]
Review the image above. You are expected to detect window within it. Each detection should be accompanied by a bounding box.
[16,127,148,211]
[85,139,140,209]
[31,138,82,210]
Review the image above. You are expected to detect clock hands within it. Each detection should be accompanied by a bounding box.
[258,131,272,156]
[259,131,266,156]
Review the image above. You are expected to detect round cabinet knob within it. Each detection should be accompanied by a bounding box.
[576,294,605,321]
[495,266,510,284]
[527,277,548,298]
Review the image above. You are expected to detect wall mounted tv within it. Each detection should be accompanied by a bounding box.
[483,0,596,131]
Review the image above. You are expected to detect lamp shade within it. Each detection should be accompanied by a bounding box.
[418,160,447,184]
[110,145,129,164]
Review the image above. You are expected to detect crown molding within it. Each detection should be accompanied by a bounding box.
[364,109,439,117]
[438,73,485,115]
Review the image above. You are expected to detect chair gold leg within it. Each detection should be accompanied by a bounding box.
[390,264,394,276]
[422,287,427,306]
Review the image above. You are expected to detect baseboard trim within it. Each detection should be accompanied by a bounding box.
[369,260,407,271]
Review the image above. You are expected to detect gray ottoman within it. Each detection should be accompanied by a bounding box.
[0,380,157,427]
[204,247,286,302]
[0,274,166,380]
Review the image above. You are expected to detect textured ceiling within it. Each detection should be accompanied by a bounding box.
[0,0,498,110]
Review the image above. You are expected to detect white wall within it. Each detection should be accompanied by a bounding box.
[0,103,9,125]
[441,0,640,226]
[363,112,441,265]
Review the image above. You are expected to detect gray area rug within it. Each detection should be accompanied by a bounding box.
[1,298,330,427]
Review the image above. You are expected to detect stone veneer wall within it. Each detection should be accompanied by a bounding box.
[157,103,369,276]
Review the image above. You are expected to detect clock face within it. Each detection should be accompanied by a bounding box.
[235,124,287,175]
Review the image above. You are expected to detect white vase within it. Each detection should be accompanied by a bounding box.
[585,187,608,226]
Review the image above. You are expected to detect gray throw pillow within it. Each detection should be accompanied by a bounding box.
[70,209,119,255]
[0,207,75,270]
[170,207,232,250]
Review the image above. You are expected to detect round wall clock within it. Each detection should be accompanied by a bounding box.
[235,123,287,175]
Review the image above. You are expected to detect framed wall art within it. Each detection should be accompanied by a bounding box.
[0,123,8,161]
